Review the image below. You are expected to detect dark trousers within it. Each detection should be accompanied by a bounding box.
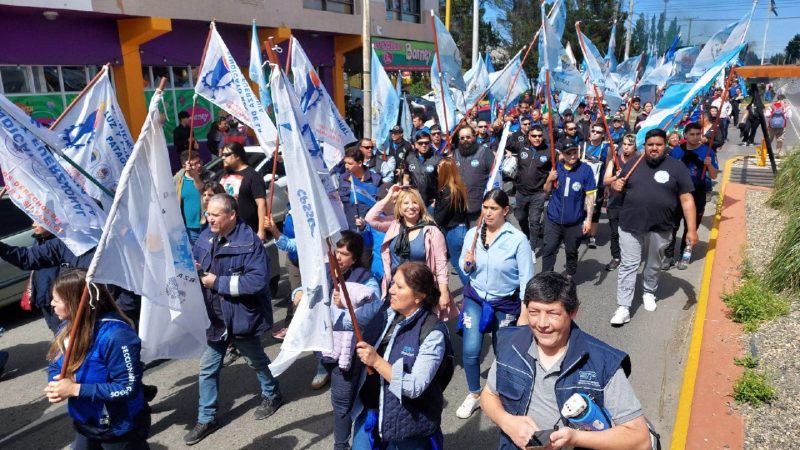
[666,194,705,261]
[73,434,149,450]
[541,218,584,276]
[325,362,361,450]
[514,191,547,251]
[607,206,621,260]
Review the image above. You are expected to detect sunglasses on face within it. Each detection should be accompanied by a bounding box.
[221,152,233,157]
[361,145,374,149]
[591,130,603,134]
[529,134,543,138]
[566,127,576,131]
[416,141,431,146]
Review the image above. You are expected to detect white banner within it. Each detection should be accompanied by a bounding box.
[0,95,106,256]
[86,90,209,362]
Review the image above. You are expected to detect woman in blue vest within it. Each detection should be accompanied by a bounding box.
[456,189,535,420]
[347,261,450,450]
[324,231,381,450]
[44,269,150,449]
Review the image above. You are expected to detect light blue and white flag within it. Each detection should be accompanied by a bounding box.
[639,59,675,89]
[52,65,133,208]
[0,94,106,256]
[575,24,609,87]
[668,46,700,84]
[371,47,401,152]
[249,20,272,113]
[688,3,755,78]
[432,54,459,133]
[268,66,346,376]
[432,12,466,91]
[485,122,511,193]
[400,94,413,141]
[484,53,496,74]
[290,36,356,169]
[86,89,208,362]
[195,22,277,154]
[664,34,681,63]
[462,54,490,113]
[539,0,562,73]
[605,21,619,71]
[637,44,745,147]
[489,49,530,106]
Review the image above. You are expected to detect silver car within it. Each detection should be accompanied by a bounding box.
[0,193,35,309]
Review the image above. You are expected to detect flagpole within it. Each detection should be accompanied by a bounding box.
[592,85,621,168]
[362,0,372,141]
[760,13,770,65]
[430,10,452,151]
[624,54,645,125]
[286,35,294,74]
[187,95,198,162]
[263,41,283,219]
[49,146,115,199]
[50,64,109,130]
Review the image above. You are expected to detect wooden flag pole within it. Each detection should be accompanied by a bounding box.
[624,54,645,125]
[186,95,198,162]
[592,84,621,168]
[263,38,283,219]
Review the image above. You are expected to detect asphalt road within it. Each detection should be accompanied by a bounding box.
[0,128,782,450]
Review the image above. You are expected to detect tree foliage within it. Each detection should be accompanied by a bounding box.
[786,34,800,64]
[446,0,504,67]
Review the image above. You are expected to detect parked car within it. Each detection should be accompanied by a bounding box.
[0,192,35,309]
[204,145,290,295]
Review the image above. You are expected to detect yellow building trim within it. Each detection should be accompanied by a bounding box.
[113,17,172,138]
[333,35,362,115]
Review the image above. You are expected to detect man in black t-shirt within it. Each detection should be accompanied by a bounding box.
[219,142,267,241]
[173,110,199,155]
[609,129,697,326]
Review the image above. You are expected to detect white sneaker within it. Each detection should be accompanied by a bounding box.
[642,293,657,312]
[610,306,631,325]
[456,393,481,419]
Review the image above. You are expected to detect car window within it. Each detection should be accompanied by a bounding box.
[248,152,266,168]
[0,197,32,239]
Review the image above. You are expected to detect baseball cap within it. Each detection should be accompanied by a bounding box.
[390,125,403,134]
[612,114,624,121]
[563,109,573,116]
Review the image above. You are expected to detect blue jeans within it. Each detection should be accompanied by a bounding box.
[444,224,469,287]
[352,410,434,450]
[197,336,280,423]
[461,296,518,393]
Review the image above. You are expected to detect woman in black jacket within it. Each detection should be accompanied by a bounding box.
[433,158,469,288]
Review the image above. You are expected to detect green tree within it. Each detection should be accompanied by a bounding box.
[786,34,800,64]
[665,16,680,50]
[447,0,504,68]
[656,12,665,54]
[631,14,648,56]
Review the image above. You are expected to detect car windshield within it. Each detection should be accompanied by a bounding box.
[0,197,32,239]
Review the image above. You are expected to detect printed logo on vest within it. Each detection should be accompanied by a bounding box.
[577,370,601,388]
[654,170,670,184]
[571,181,582,192]
[425,164,434,173]
[539,155,548,163]
[521,152,529,160]
[470,159,480,167]
[401,345,416,357]
[409,164,417,172]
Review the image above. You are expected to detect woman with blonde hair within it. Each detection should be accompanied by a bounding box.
[45,269,150,448]
[434,157,469,287]
[366,185,454,319]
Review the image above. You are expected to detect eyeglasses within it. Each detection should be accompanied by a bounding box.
[459,136,473,141]
[566,127,577,131]
[521,122,531,126]
[477,125,487,128]
[361,145,374,149]
[591,130,604,134]
[529,134,544,138]
[221,152,233,157]
[431,132,441,135]
[416,141,431,146]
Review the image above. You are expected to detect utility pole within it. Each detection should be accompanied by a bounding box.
[624,0,634,59]
[472,0,479,65]
[761,10,771,64]
[686,18,692,45]
[362,0,371,139]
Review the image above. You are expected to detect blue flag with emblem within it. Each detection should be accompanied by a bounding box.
[371,47,400,152]
[351,176,378,208]
[431,12,466,91]
[249,20,272,114]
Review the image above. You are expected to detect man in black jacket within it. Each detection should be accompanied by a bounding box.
[513,126,553,253]
[402,130,441,206]
[453,127,495,225]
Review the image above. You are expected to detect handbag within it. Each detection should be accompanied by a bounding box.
[19,272,33,311]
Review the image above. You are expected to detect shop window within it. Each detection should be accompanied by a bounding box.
[142,66,152,89]
[173,66,192,88]
[151,66,171,88]
[304,0,354,14]
[386,0,420,23]
[0,66,33,94]
[61,66,88,92]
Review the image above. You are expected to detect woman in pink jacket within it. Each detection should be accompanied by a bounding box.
[366,185,455,320]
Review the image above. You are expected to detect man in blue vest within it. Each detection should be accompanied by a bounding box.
[480,272,651,450]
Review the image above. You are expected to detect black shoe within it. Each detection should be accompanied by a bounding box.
[663,258,676,271]
[184,420,219,446]
[605,258,621,271]
[254,393,283,420]
[143,384,158,402]
[222,346,240,367]
[0,351,8,380]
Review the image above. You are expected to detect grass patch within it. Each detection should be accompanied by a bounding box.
[733,369,777,406]
[722,277,790,332]
[763,212,800,294]
[768,146,800,212]
[734,355,759,369]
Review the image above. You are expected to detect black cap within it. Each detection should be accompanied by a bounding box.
[563,109,573,116]
[390,125,403,133]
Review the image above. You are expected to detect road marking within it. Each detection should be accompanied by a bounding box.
[670,155,744,450]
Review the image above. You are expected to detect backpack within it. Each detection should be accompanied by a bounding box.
[769,106,786,129]
[419,313,455,391]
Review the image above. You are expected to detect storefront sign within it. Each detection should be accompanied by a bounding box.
[372,38,434,71]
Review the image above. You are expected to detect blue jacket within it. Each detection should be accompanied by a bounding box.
[339,170,382,231]
[546,160,597,226]
[192,220,272,341]
[0,239,141,315]
[492,324,630,450]
[30,233,60,311]
[48,313,148,439]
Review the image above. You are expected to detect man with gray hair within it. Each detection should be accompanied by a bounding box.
[185,193,282,445]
